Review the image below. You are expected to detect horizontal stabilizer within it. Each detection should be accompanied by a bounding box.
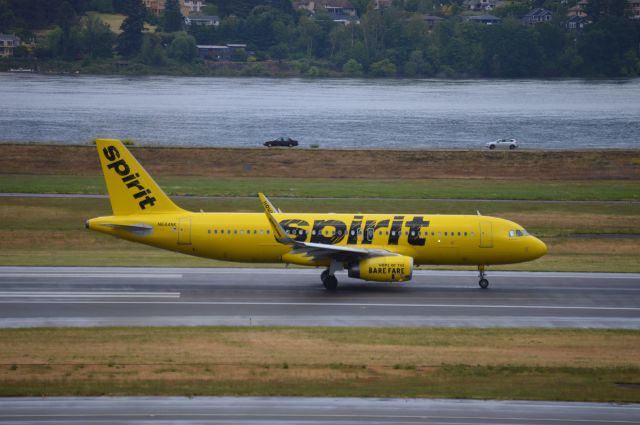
[101,223,153,236]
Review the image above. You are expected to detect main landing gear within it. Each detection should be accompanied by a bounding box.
[478,265,489,289]
[321,269,338,290]
[321,260,340,291]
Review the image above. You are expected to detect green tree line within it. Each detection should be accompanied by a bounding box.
[1,0,639,77]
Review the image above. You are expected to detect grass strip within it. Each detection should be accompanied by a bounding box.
[1,175,639,201]
[1,327,639,401]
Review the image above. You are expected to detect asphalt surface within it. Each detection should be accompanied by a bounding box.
[0,397,638,425]
[1,267,639,328]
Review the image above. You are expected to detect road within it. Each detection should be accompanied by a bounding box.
[1,267,639,328]
[0,397,638,425]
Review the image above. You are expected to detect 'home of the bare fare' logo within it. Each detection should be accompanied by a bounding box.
[102,146,156,210]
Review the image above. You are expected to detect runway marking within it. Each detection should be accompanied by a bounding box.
[0,292,180,298]
[0,300,637,311]
[0,273,183,279]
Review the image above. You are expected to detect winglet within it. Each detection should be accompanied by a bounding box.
[258,193,294,244]
[258,192,282,213]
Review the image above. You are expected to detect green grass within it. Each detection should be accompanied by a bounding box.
[1,327,639,401]
[1,175,639,201]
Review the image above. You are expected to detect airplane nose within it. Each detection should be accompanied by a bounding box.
[531,237,547,259]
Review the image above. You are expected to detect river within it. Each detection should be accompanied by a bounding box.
[1,74,639,150]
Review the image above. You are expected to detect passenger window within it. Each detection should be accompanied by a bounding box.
[464,232,467,236]
[444,232,448,236]
[260,230,264,234]
[458,232,461,236]
[240,230,244,235]
[267,230,270,234]
[470,232,474,236]
[438,232,441,236]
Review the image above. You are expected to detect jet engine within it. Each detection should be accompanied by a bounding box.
[348,255,413,282]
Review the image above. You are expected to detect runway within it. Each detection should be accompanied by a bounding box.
[0,397,638,424]
[1,267,639,328]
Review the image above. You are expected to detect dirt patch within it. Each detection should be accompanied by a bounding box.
[2,144,639,180]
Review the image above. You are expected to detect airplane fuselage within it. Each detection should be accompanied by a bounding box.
[88,212,547,267]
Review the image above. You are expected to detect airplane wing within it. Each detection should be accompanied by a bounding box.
[258,193,399,262]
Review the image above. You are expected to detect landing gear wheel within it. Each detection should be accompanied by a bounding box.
[489,145,495,150]
[478,266,489,289]
[322,275,338,291]
[321,269,329,281]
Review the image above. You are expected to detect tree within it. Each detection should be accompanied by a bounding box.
[140,33,166,65]
[168,32,197,62]
[164,0,183,32]
[342,58,363,76]
[117,0,145,57]
[369,58,397,76]
[81,14,115,59]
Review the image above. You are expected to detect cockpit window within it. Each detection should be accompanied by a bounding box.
[509,229,529,237]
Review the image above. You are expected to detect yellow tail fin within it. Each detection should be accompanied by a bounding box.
[96,139,184,216]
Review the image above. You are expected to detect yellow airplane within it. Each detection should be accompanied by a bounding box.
[86,139,547,290]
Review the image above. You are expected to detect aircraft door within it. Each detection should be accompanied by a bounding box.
[479,221,493,248]
[178,218,192,245]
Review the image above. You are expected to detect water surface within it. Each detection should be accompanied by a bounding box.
[1,74,639,149]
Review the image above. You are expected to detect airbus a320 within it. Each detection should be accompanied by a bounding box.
[86,139,547,290]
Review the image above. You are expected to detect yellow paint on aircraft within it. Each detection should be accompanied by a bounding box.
[87,139,547,289]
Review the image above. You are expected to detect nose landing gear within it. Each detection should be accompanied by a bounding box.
[478,265,489,289]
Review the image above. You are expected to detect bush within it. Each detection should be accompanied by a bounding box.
[369,59,397,77]
[342,59,363,76]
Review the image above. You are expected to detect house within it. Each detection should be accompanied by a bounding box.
[567,0,589,17]
[422,15,444,29]
[463,0,504,11]
[294,0,358,17]
[521,8,553,25]
[143,0,191,17]
[197,45,228,61]
[184,15,219,26]
[327,13,360,25]
[463,14,501,24]
[374,0,393,8]
[184,0,205,14]
[566,15,590,29]
[197,44,248,61]
[0,34,20,58]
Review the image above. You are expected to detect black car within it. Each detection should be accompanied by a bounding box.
[264,137,298,147]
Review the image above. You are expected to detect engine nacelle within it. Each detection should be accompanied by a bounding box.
[348,255,413,282]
